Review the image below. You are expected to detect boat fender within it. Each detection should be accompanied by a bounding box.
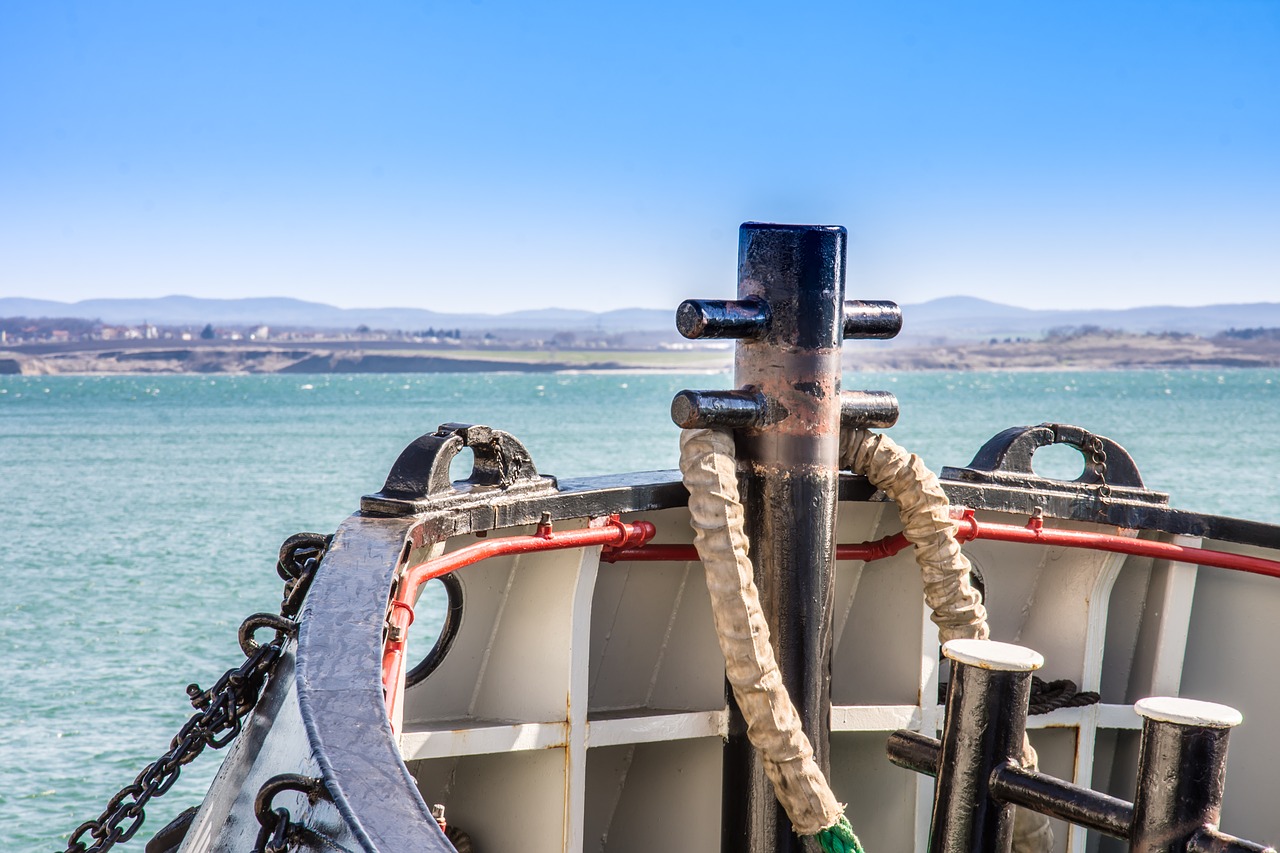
[841,427,1052,853]
[839,427,1049,850]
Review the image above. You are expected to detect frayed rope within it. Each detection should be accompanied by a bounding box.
[813,815,865,853]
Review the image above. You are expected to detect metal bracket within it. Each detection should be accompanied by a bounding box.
[940,422,1168,508]
[362,423,558,516]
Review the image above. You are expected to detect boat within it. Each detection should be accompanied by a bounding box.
[63,223,1280,853]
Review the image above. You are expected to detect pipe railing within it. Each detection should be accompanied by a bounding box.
[380,515,655,730]
[603,509,1280,580]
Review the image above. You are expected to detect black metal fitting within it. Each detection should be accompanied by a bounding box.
[404,572,465,689]
[929,640,1040,853]
[671,223,906,853]
[839,390,899,430]
[676,297,771,340]
[253,774,328,853]
[670,389,768,430]
[990,761,1134,839]
[1131,697,1243,853]
[238,613,298,656]
[888,730,1137,840]
[886,662,1274,853]
[363,422,558,515]
[842,299,902,339]
[940,423,1168,510]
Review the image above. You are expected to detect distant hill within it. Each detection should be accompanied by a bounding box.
[0,296,672,333]
[897,298,1280,341]
[3,294,1280,339]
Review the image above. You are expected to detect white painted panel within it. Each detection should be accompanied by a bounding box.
[584,739,722,853]
[830,732,919,853]
[1180,548,1280,847]
[830,704,921,732]
[409,749,568,853]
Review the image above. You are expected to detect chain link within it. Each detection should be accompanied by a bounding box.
[60,534,328,853]
[1086,433,1112,503]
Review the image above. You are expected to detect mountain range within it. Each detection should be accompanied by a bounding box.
[3,294,1279,340]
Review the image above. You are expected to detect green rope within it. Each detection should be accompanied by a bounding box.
[813,815,865,853]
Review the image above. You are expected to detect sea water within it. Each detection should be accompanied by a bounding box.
[3,370,1278,850]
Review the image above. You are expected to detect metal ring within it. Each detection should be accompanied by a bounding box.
[404,572,464,689]
[253,774,328,828]
[238,613,297,656]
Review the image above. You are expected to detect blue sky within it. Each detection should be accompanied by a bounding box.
[1,1,1276,313]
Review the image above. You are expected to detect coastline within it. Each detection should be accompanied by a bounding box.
[4,331,1280,376]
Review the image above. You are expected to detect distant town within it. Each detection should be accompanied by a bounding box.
[0,315,600,348]
[3,298,1280,375]
[0,313,730,375]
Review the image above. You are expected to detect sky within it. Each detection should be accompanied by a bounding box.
[1,1,1277,314]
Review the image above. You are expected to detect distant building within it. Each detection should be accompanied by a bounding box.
[249,325,270,340]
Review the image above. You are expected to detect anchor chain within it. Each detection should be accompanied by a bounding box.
[60,533,329,853]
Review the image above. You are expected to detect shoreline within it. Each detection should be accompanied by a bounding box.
[4,333,1279,376]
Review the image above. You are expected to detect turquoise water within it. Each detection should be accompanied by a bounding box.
[3,370,1279,851]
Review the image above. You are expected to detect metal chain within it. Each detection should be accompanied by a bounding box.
[1086,433,1112,503]
[60,534,328,853]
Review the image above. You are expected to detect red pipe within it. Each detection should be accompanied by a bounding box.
[381,516,655,728]
[947,509,1280,579]
[384,509,1280,727]
[604,513,1280,579]
[603,533,912,564]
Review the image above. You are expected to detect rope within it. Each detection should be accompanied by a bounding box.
[679,429,843,836]
[681,426,1055,853]
[816,816,866,853]
[1027,676,1100,715]
[839,428,988,642]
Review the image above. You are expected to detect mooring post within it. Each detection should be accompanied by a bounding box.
[1129,697,1243,853]
[673,223,900,853]
[932,639,1042,853]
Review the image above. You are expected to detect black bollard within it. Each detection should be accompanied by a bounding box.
[1130,697,1243,853]
[931,639,1041,853]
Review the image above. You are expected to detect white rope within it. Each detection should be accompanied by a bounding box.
[679,428,842,835]
[680,426,1052,851]
[838,428,987,642]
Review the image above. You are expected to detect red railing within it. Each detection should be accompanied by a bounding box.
[382,509,1280,729]
[381,516,655,729]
